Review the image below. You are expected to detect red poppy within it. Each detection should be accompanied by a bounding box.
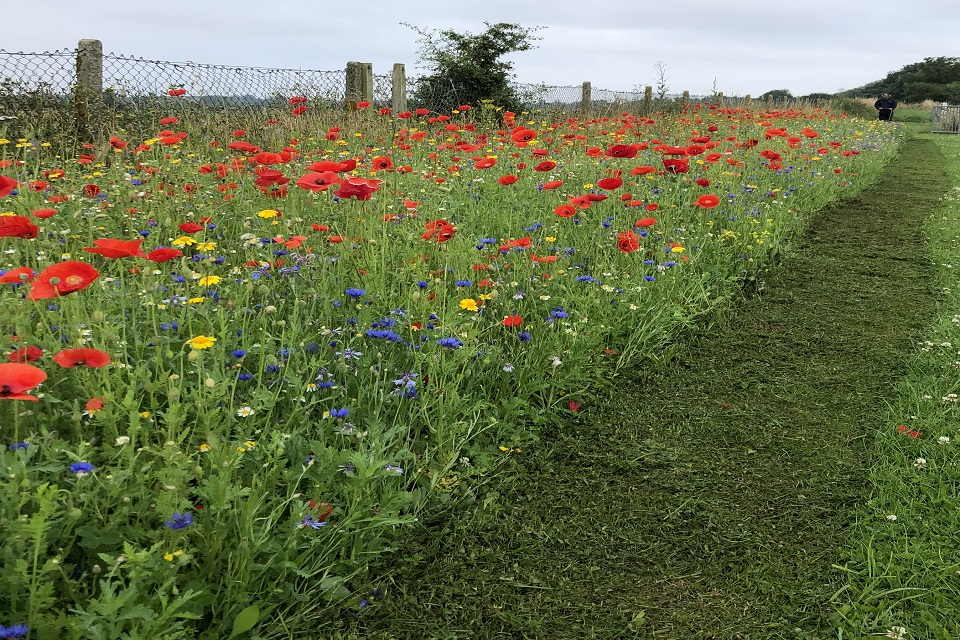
[173,223,203,235]
[534,161,557,172]
[511,128,537,144]
[291,106,308,116]
[663,158,689,174]
[32,208,57,219]
[0,216,38,239]
[630,166,656,176]
[28,180,48,192]
[53,348,111,368]
[606,144,638,158]
[85,397,104,413]
[645,203,659,212]
[0,362,47,401]
[597,177,623,190]
[695,194,720,208]
[473,157,497,169]
[8,346,43,363]
[498,175,518,186]
[0,175,19,197]
[695,178,711,187]
[296,171,340,192]
[334,176,382,201]
[83,184,101,198]
[356,101,371,109]
[422,219,457,242]
[616,230,640,253]
[554,204,577,218]
[371,156,394,171]
[502,315,523,327]
[160,116,179,125]
[634,217,657,228]
[28,260,100,300]
[167,88,187,97]
[146,247,184,263]
[83,238,146,259]
[542,180,563,190]
[0,267,36,284]
[567,400,582,412]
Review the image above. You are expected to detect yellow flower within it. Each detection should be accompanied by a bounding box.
[197,275,220,286]
[459,298,479,312]
[186,335,216,349]
[195,242,216,251]
[187,297,205,304]
[257,209,279,219]
[172,236,196,247]
[199,443,211,452]
[163,549,184,562]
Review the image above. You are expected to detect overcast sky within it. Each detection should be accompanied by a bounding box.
[4,0,957,99]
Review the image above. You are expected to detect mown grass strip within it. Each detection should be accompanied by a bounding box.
[834,132,960,640]
[344,133,948,639]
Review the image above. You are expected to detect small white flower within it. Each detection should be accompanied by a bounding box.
[236,406,255,418]
[938,435,950,444]
[503,362,514,372]
[115,436,130,446]
[548,356,563,367]
[886,514,898,522]
[914,457,927,470]
[886,626,908,640]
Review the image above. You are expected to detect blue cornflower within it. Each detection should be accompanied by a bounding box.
[345,288,365,298]
[644,275,657,281]
[366,329,402,342]
[8,441,28,451]
[436,337,463,349]
[296,515,327,530]
[278,348,292,358]
[231,349,246,358]
[337,348,363,360]
[171,274,186,283]
[575,275,596,283]
[0,624,29,639]
[164,512,194,530]
[549,307,568,319]
[416,281,429,289]
[69,462,94,476]
[266,364,281,373]
[454,280,472,287]
[236,373,254,381]
[517,332,532,342]
[329,408,350,419]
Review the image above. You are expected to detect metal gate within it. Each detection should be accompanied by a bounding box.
[932,105,960,134]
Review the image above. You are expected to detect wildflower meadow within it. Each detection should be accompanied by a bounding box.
[0,97,901,638]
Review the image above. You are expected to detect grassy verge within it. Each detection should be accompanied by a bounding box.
[331,131,950,639]
[832,133,960,640]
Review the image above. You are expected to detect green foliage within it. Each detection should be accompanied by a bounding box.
[404,22,543,114]
[844,56,960,102]
[759,88,793,100]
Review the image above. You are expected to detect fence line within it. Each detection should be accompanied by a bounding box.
[1,39,742,141]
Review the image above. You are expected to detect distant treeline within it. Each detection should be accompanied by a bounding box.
[841,56,960,103]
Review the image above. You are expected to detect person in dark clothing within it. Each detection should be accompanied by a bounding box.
[874,94,897,121]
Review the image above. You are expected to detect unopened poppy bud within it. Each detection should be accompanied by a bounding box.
[187,350,199,362]
[204,378,215,388]
[92,564,102,574]
[92,310,105,322]
[264,305,277,314]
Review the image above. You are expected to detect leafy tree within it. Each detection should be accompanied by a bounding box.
[404,22,543,114]
[759,89,793,101]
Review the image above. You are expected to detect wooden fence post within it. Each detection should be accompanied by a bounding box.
[345,61,374,110]
[644,85,652,114]
[392,63,407,114]
[75,39,103,142]
[581,81,591,117]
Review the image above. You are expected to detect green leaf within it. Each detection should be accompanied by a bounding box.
[229,605,260,638]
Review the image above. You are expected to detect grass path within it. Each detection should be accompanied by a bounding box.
[351,133,950,639]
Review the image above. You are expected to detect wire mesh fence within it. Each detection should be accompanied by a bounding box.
[0,42,741,144]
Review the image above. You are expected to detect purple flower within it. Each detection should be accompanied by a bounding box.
[296,515,327,530]
[345,288,365,298]
[164,512,194,530]
[8,441,28,451]
[436,337,463,349]
[329,407,350,419]
[0,624,29,639]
